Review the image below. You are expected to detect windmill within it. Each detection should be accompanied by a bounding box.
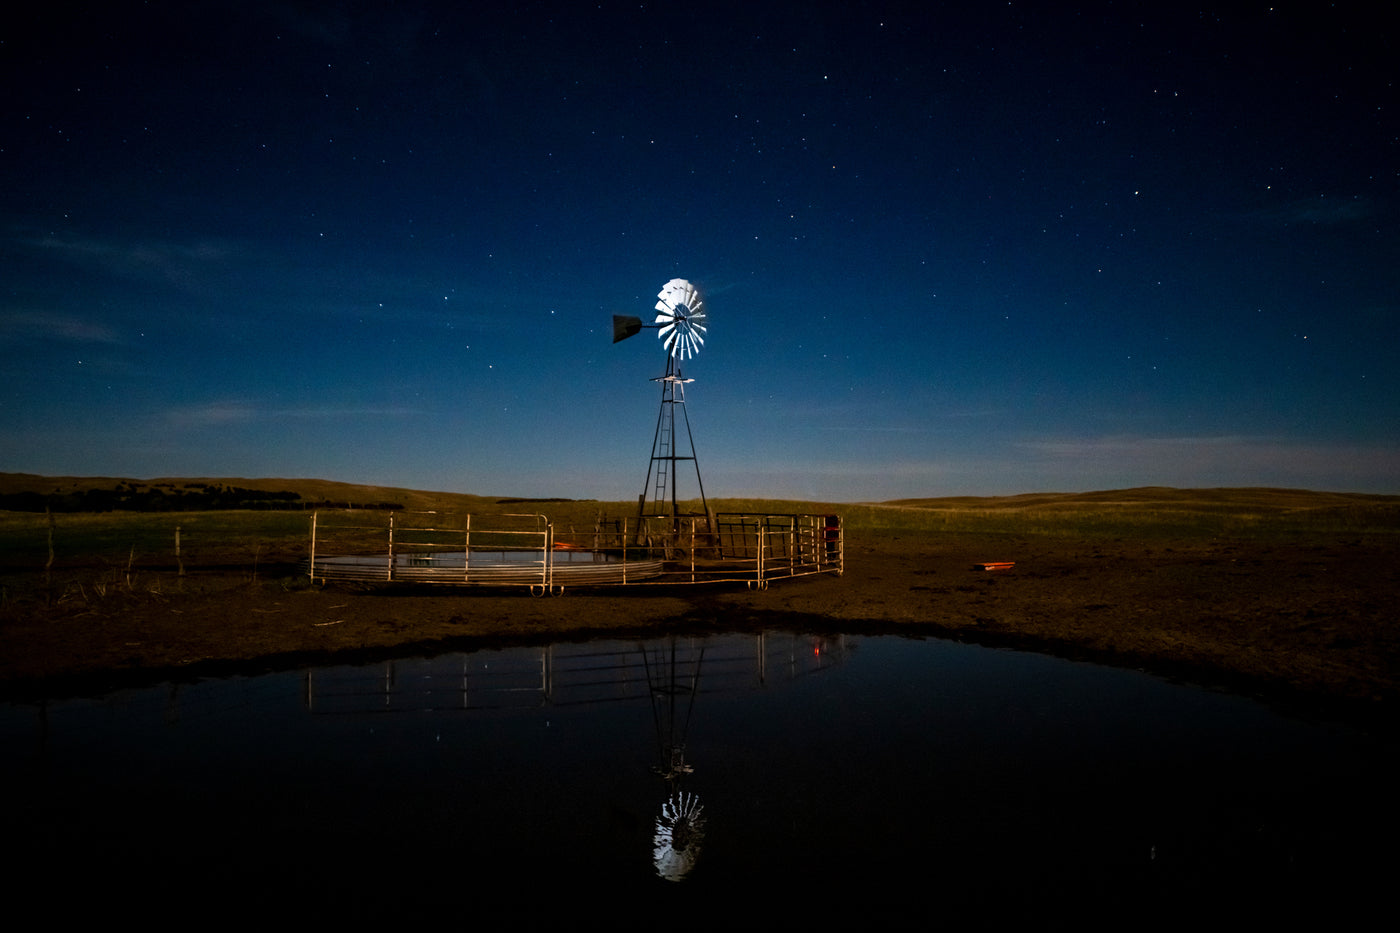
[613,278,711,533]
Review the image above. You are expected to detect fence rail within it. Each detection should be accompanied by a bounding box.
[308,510,842,592]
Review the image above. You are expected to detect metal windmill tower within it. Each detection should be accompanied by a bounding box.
[612,278,711,529]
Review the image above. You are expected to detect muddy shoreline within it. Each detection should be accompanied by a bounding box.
[3,532,1396,727]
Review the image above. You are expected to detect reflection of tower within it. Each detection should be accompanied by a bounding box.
[642,636,706,882]
[613,278,710,526]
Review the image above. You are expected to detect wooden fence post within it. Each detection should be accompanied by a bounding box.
[46,507,54,586]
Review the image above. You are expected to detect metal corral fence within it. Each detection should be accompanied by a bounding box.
[307,509,841,592]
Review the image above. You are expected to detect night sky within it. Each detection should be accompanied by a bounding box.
[3,1,1396,501]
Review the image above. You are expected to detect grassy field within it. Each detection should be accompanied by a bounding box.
[3,475,1398,576]
[851,487,1400,538]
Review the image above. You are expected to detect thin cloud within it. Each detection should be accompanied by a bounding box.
[163,403,258,428]
[721,435,1400,499]
[162,401,422,428]
[0,310,126,345]
[1018,434,1400,485]
[807,407,1007,429]
[24,233,234,290]
[1255,195,1374,226]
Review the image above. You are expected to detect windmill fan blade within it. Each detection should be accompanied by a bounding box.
[612,315,643,343]
[653,278,707,360]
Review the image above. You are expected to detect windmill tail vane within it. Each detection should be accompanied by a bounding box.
[612,314,643,343]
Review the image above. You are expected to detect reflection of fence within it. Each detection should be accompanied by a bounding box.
[307,509,841,591]
[302,633,853,713]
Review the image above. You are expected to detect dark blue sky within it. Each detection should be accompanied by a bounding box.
[3,1,1396,500]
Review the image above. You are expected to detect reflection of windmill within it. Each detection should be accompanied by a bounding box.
[613,278,711,530]
[640,637,707,882]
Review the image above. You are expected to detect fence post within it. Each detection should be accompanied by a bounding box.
[544,520,553,592]
[387,512,395,582]
[309,512,317,583]
[790,516,797,572]
[756,516,764,585]
[46,508,54,587]
[464,513,471,583]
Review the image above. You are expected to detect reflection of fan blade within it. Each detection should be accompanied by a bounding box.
[653,790,706,882]
[612,315,643,343]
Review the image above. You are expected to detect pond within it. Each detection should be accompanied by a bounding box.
[3,631,1391,924]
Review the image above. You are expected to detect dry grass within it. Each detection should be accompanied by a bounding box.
[851,487,1400,538]
[3,477,1398,576]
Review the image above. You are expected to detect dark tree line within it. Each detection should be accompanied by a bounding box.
[0,483,403,513]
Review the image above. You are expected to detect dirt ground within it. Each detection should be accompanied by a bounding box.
[2,532,1396,725]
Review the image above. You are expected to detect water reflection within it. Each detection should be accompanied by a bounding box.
[642,638,706,881]
[295,633,849,885]
[2,631,1391,923]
